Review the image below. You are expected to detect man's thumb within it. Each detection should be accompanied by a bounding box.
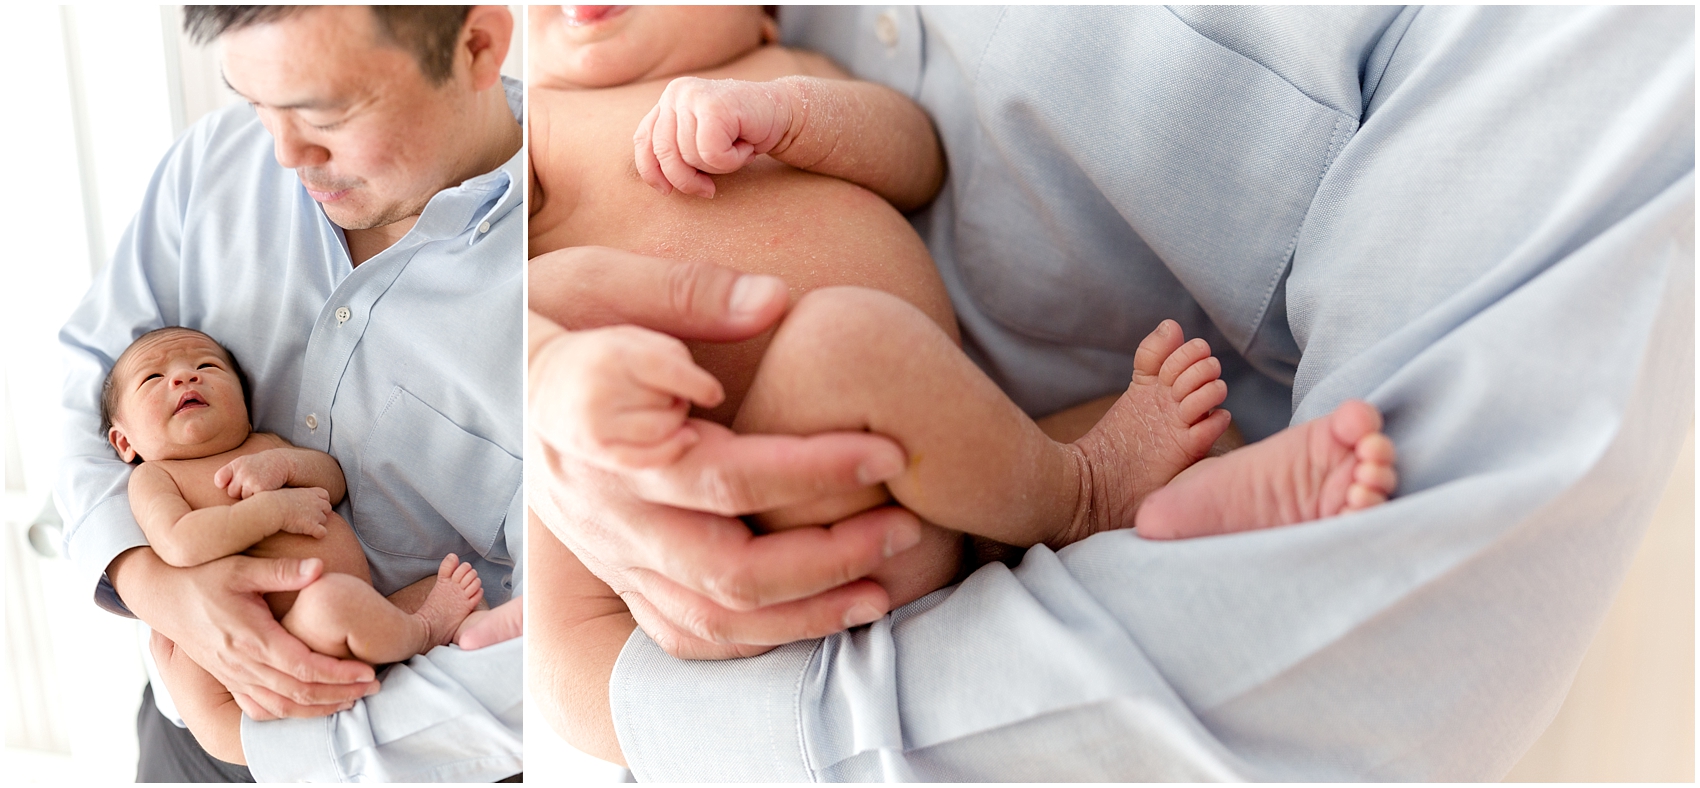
[236,556,323,593]
[530,246,789,340]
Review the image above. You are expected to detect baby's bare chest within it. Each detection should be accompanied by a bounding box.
[155,436,274,509]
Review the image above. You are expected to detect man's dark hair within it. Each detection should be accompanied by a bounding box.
[183,6,473,85]
[100,327,253,463]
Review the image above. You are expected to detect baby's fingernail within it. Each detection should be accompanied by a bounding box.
[843,603,883,628]
[729,275,785,320]
[856,452,906,486]
[884,521,923,558]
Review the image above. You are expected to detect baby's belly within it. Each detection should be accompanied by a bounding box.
[247,513,372,618]
[552,159,956,423]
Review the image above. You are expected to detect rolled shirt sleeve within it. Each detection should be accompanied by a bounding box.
[611,6,1694,781]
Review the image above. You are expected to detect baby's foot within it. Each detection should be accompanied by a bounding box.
[415,554,485,650]
[1062,320,1232,544]
[1135,399,1397,539]
[455,596,524,650]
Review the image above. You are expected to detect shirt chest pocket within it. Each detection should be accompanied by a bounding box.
[350,386,521,561]
[951,6,1356,356]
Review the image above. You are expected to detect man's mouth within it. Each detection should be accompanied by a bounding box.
[305,185,353,203]
[175,393,208,415]
[564,6,627,26]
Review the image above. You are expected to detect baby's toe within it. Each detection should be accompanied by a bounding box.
[1169,355,1223,401]
[1353,460,1397,495]
[1179,379,1228,423]
[1344,483,1388,511]
[1327,400,1384,447]
[1158,338,1212,386]
[1132,320,1186,378]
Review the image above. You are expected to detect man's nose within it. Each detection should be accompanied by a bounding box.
[272,119,329,170]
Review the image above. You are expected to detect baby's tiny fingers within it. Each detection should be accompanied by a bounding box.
[597,425,702,470]
[633,105,671,195]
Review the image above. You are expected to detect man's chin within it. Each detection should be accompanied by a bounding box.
[320,200,420,233]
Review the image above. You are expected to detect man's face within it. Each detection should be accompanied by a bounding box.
[107,330,250,463]
[220,7,481,232]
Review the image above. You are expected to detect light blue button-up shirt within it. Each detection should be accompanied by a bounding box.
[56,79,525,782]
[605,7,1694,780]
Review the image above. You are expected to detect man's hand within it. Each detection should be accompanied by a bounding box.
[110,548,379,718]
[529,247,924,658]
[530,317,726,469]
[254,488,332,539]
[634,77,799,198]
[215,449,294,499]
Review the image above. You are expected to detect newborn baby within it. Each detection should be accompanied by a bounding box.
[528,5,1398,593]
[103,326,509,763]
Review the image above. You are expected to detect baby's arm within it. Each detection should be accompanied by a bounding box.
[529,310,726,469]
[636,73,944,211]
[130,463,332,568]
[216,437,347,503]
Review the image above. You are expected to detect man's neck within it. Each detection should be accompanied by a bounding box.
[344,83,521,267]
[346,217,420,266]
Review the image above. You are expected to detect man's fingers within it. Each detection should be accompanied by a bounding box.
[629,572,892,652]
[227,555,323,595]
[237,685,358,720]
[644,505,922,611]
[529,246,790,340]
[633,421,908,516]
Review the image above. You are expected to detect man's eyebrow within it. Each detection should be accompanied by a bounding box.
[220,71,338,110]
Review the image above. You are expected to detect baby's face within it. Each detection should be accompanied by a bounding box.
[529,5,776,90]
[107,330,250,463]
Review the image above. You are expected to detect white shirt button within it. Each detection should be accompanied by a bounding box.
[875,9,900,49]
[335,306,351,324]
[305,414,318,430]
[477,221,491,234]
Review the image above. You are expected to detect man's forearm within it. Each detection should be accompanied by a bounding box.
[769,76,944,212]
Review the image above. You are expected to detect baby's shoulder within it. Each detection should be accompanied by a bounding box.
[247,432,295,451]
[723,45,851,81]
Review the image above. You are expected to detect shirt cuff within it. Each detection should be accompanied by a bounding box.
[244,639,524,782]
[610,628,818,781]
[62,492,149,616]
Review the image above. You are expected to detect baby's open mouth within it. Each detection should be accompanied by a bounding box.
[175,393,207,414]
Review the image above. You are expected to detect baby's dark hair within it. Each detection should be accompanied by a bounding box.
[99,327,253,447]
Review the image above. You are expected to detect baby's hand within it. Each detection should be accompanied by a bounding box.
[532,325,725,469]
[260,487,332,539]
[635,77,795,199]
[215,450,294,499]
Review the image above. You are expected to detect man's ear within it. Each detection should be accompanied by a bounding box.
[108,425,139,463]
[461,5,514,92]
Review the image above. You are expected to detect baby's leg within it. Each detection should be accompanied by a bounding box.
[737,287,1228,548]
[1135,399,1398,539]
[155,636,245,764]
[281,555,483,663]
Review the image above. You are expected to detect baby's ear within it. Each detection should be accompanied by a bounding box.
[108,425,139,463]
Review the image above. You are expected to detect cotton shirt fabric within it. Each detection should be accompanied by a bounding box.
[56,79,525,782]
[607,7,1695,780]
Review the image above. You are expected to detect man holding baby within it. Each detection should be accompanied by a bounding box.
[57,6,523,782]
[530,5,1693,781]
